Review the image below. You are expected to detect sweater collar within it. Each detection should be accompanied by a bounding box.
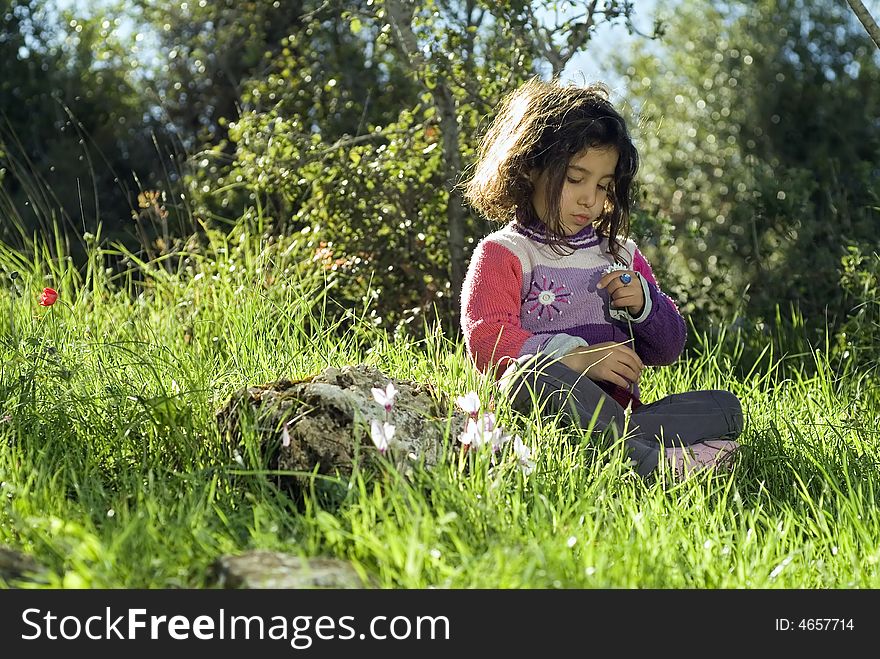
[512,219,599,248]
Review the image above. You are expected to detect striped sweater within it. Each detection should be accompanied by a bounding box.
[460,220,687,408]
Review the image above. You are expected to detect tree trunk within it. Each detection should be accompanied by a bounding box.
[845,0,880,49]
[434,82,466,323]
[383,0,467,325]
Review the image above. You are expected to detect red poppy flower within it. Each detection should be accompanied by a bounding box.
[38,287,58,306]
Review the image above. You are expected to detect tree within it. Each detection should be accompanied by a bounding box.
[158,0,656,336]
[618,0,880,338]
[136,0,309,151]
[177,1,657,332]
[0,0,164,251]
[374,0,651,317]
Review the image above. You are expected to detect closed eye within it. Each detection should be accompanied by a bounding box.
[566,177,583,184]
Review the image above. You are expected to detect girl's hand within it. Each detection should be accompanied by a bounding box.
[560,342,644,389]
[597,270,645,316]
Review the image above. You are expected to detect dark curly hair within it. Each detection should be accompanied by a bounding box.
[463,77,639,260]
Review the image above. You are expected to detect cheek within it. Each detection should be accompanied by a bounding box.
[531,183,550,218]
[558,186,577,209]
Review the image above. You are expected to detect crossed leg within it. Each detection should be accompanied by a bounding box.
[500,354,744,478]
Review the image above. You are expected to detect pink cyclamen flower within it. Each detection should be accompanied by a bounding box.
[38,287,58,306]
[370,419,395,454]
[371,382,398,412]
[456,391,481,418]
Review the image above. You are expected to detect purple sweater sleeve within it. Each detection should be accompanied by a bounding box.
[630,249,687,365]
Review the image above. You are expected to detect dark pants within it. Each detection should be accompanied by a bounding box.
[499,354,744,477]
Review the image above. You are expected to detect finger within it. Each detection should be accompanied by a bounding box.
[609,281,643,302]
[609,286,635,303]
[614,346,645,371]
[599,369,630,389]
[606,281,636,304]
[596,271,623,290]
[594,351,637,382]
[597,273,626,291]
[611,361,640,384]
[611,275,640,295]
[611,290,644,308]
[597,270,635,290]
[596,272,614,290]
[604,282,622,299]
[616,353,642,379]
[583,354,626,385]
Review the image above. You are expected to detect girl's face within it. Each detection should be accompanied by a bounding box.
[531,146,619,235]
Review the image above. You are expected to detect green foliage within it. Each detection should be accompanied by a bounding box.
[0,1,62,140]
[3,0,652,334]
[260,104,452,329]
[136,0,310,149]
[10,0,879,349]
[0,0,172,249]
[170,2,658,333]
[183,2,584,331]
[3,0,880,593]
[3,220,880,588]
[180,3,423,223]
[619,0,880,340]
[836,246,880,387]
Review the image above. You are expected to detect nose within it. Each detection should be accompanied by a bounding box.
[578,187,597,208]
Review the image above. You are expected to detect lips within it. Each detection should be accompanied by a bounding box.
[571,214,592,224]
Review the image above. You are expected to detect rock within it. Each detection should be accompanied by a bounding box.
[0,546,48,586]
[216,364,468,500]
[209,550,368,589]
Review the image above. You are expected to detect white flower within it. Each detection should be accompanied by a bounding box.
[489,429,511,453]
[371,381,398,411]
[455,391,481,417]
[458,412,511,452]
[480,412,511,451]
[603,262,629,274]
[458,418,483,450]
[281,425,291,448]
[481,411,496,431]
[370,418,395,454]
[513,435,536,475]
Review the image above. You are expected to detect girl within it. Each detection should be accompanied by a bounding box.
[460,77,743,478]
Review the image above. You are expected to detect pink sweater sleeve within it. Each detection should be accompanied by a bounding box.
[460,240,531,376]
[631,249,663,291]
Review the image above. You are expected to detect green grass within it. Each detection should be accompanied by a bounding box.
[1,220,879,589]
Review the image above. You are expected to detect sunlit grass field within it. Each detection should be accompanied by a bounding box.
[1,220,879,589]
